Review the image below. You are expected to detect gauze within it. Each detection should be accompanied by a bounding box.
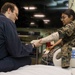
[41,32,59,43]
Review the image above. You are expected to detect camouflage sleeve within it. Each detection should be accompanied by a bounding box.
[57,22,75,39]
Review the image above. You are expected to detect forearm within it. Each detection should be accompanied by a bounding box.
[52,39,62,48]
[41,32,59,44]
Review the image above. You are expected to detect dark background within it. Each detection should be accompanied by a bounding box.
[0,0,69,28]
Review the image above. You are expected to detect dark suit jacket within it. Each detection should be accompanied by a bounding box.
[0,14,33,72]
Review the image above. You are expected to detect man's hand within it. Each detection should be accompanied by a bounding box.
[31,39,42,47]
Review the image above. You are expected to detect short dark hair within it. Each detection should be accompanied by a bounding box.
[62,9,75,20]
[1,2,18,13]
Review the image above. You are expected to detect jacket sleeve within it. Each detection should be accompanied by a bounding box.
[4,21,33,57]
[57,22,75,39]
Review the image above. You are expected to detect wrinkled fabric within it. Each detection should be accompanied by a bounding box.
[58,21,75,67]
[0,14,33,72]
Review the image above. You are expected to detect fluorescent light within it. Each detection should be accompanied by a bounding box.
[29,7,36,10]
[44,21,49,24]
[23,6,36,10]
[30,22,35,25]
[34,14,45,18]
[43,19,50,24]
[23,7,29,10]
[43,19,50,22]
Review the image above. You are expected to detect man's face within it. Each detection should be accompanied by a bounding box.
[61,13,73,25]
[9,6,19,23]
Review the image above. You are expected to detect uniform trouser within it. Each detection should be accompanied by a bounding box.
[61,43,72,67]
[0,56,31,72]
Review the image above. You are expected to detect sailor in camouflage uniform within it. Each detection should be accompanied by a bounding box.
[41,9,75,68]
[58,20,75,68]
[57,8,75,68]
[31,9,75,68]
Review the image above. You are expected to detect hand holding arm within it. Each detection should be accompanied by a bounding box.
[31,39,42,48]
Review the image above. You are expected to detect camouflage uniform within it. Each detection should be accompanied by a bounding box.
[58,20,75,67]
[41,21,75,66]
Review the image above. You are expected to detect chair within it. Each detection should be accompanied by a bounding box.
[53,47,75,67]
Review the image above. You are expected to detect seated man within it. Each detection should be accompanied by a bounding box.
[0,2,42,72]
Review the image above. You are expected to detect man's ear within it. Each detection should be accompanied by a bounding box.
[8,8,11,14]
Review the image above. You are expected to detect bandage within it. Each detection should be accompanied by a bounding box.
[41,32,59,43]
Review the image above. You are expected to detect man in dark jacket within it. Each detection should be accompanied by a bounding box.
[0,2,42,72]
